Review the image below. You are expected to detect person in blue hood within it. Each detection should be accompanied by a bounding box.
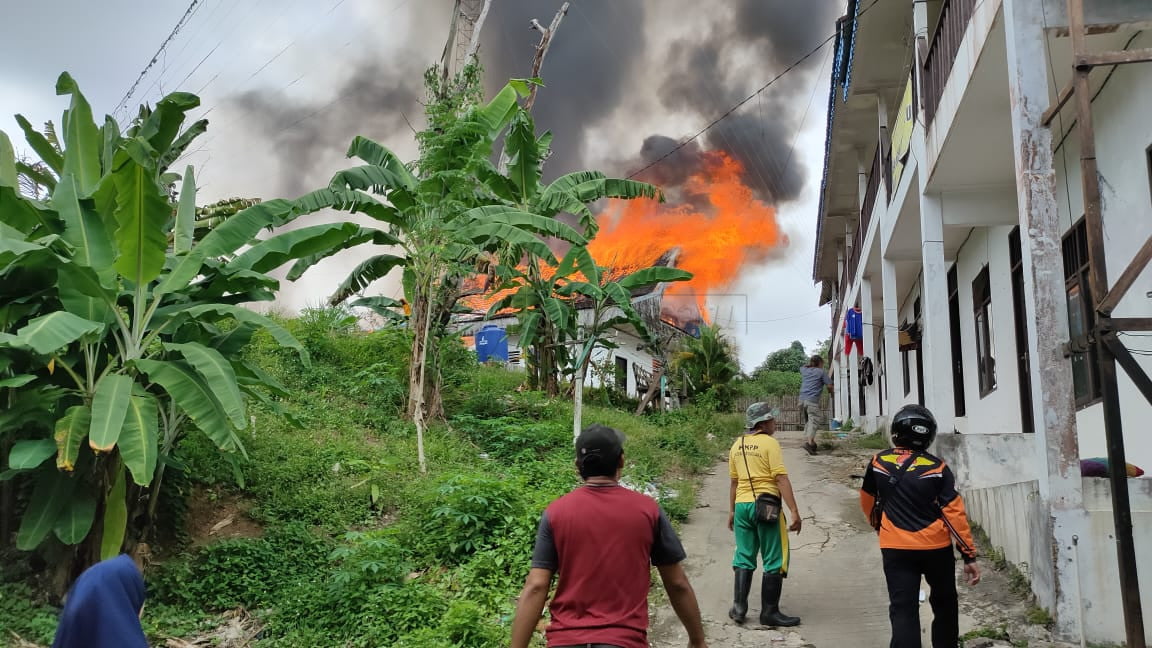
[52,554,149,648]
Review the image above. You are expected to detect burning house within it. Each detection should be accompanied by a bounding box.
[454,250,701,400]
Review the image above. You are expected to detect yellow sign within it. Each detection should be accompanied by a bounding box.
[890,77,914,191]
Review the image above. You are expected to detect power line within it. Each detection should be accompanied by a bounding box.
[114,0,204,117]
[627,0,881,180]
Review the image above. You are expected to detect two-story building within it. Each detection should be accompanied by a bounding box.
[812,0,1152,642]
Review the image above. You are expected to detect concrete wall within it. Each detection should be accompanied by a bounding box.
[1079,477,1152,644]
[1054,35,1152,469]
[950,226,1029,435]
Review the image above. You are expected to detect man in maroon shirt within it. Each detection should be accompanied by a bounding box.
[510,424,709,648]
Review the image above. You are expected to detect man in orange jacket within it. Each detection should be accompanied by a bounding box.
[860,404,981,648]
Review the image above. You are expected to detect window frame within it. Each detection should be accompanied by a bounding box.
[1063,217,1103,408]
[947,265,967,416]
[972,266,997,398]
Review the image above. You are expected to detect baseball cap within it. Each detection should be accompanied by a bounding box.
[745,402,778,429]
[576,424,625,477]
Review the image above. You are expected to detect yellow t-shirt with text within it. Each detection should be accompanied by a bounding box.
[728,433,787,503]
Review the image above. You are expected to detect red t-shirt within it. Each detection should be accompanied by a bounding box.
[531,484,686,648]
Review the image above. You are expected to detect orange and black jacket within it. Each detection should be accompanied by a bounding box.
[859,448,978,563]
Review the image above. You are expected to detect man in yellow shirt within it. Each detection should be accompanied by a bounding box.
[727,403,803,627]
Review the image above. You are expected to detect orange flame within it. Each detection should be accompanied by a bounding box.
[588,151,788,326]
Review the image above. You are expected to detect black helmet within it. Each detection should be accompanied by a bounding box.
[891,404,937,450]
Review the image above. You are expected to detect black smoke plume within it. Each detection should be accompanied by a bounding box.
[229,56,425,197]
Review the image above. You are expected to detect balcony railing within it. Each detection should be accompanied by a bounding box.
[921,0,977,126]
[861,147,881,235]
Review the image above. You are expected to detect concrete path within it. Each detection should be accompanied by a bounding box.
[650,433,892,647]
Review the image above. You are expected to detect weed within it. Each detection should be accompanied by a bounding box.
[0,581,57,645]
[854,431,890,450]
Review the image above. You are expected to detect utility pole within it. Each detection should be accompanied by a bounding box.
[440,0,493,85]
[1045,1,1152,644]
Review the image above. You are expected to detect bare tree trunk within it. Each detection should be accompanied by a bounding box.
[408,284,436,474]
[573,368,585,441]
[525,3,570,111]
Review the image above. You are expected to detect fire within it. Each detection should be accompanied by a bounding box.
[588,151,788,325]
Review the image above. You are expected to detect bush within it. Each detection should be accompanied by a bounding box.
[150,524,330,611]
[0,581,58,645]
[400,473,528,564]
[452,415,570,464]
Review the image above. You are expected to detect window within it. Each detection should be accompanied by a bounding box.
[901,320,911,397]
[948,266,967,416]
[972,267,997,396]
[1063,218,1102,407]
[615,356,628,393]
[1010,228,1035,433]
[914,298,925,406]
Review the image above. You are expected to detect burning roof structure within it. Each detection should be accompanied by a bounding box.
[459,150,788,330]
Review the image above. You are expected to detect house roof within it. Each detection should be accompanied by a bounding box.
[457,249,679,319]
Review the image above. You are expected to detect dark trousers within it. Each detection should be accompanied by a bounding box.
[881,547,959,648]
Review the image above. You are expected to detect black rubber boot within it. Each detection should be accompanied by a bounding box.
[728,568,754,624]
[760,573,801,627]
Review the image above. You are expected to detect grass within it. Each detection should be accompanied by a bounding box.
[3,321,736,647]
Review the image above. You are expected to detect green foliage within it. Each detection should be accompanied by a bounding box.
[0,581,58,645]
[0,75,337,561]
[150,524,330,611]
[739,369,802,399]
[854,430,890,450]
[754,340,807,374]
[672,324,740,410]
[406,473,527,564]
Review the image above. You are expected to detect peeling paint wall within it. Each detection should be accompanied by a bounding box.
[1078,477,1152,643]
[1053,33,1152,469]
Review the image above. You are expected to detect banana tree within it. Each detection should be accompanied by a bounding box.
[487,245,691,437]
[0,74,360,569]
[477,96,665,395]
[291,73,587,473]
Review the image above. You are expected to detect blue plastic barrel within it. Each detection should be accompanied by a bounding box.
[475,325,509,363]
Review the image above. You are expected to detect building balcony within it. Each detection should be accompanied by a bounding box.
[921,0,979,127]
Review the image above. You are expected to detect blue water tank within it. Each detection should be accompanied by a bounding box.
[475,325,509,363]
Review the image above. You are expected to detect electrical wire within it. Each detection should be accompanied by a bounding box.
[114,0,204,117]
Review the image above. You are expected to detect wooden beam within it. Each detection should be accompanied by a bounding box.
[1108,317,1152,332]
[1098,234,1152,316]
[1075,48,1152,69]
[1042,79,1075,126]
[1103,335,1152,412]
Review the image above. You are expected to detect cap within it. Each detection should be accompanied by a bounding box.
[745,402,778,429]
[575,424,625,477]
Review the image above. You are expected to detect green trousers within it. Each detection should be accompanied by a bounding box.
[732,501,790,575]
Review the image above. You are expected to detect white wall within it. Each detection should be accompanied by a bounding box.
[951,226,1028,435]
[1079,477,1152,644]
[1054,34,1152,469]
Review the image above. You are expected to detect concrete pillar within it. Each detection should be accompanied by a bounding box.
[913,187,957,432]
[881,258,902,415]
[1003,0,1085,635]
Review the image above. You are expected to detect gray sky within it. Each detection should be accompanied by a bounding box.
[0,0,839,370]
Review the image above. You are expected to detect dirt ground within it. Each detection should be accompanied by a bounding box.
[648,432,1074,648]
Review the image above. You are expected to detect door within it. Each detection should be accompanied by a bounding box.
[615,356,628,393]
[1010,228,1035,433]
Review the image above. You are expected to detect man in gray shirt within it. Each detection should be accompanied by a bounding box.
[799,356,832,455]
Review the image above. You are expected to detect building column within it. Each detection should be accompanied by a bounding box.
[881,258,901,417]
[914,190,956,431]
[1003,0,1085,635]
